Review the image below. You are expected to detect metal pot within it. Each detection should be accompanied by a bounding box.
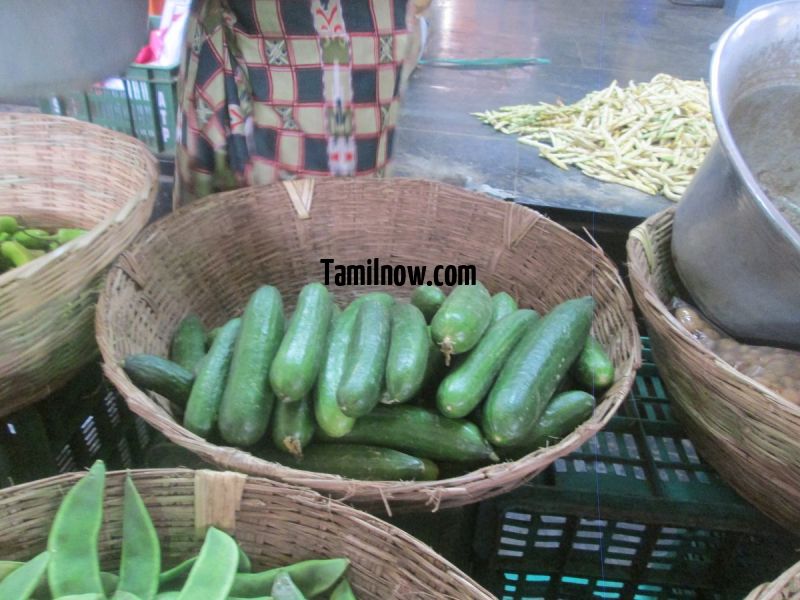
[672,0,800,348]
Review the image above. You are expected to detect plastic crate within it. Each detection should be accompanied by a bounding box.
[472,338,800,600]
[0,362,151,488]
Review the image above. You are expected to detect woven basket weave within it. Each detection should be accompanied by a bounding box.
[627,207,800,533]
[96,178,640,514]
[0,113,158,417]
[746,560,800,599]
[0,468,494,599]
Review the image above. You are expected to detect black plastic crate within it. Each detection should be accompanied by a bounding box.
[473,339,800,600]
[0,362,150,488]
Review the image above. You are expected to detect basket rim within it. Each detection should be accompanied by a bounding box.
[96,177,641,512]
[0,113,159,289]
[627,206,800,415]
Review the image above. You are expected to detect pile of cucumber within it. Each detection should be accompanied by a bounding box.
[0,460,357,599]
[124,282,615,481]
[0,216,87,273]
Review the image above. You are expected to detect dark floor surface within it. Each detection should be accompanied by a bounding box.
[390,0,734,217]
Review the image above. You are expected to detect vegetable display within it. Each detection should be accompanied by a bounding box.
[474,74,715,201]
[0,216,86,273]
[0,460,358,600]
[125,282,616,480]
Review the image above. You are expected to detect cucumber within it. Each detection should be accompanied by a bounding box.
[318,405,498,462]
[257,444,439,481]
[436,309,539,419]
[573,336,615,391]
[431,282,492,364]
[482,296,594,447]
[491,292,518,324]
[385,303,429,404]
[272,397,315,457]
[336,299,391,417]
[170,314,207,374]
[270,283,333,403]
[218,286,285,447]
[500,390,595,459]
[418,326,446,400]
[410,285,446,322]
[314,304,358,437]
[123,354,194,407]
[183,318,241,438]
[350,291,395,310]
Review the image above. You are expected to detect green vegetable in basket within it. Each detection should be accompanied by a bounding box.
[0,551,48,600]
[176,527,239,600]
[13,228,52,250]
[330,577,358,600]
[47,460,106,597]
[229,558,350,598]
[431,282,493,364]
[170,315,207,375]
[1,240,35,268]
[54,227,87,245]
[410,285,446,323]
[115,476,160,600]
[0,216,18,234]
[271,571,306,599]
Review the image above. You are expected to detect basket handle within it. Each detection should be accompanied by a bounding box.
[194,469,247,537]
[283,179,315,220]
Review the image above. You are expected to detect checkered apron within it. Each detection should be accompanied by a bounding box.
[174,0,416,206]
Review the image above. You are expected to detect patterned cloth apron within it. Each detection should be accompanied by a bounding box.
[174,0,415,206]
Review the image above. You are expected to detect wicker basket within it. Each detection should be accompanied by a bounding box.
[96,178,640,514]
[746,560,800,599]
[627,207,800,533]
[0,468,494,599]
[0,114,158,416]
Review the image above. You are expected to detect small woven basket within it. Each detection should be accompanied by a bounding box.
[627,207,800,533]
[0,468,494,599]
[745,560,800,599]
[96,178,640,514]
[0,114,158,416]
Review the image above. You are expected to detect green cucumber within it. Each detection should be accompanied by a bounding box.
[436,309,539,419]
[385,303,429,404]
[350,291,395,310]
[418,326,446,402]
[314,304,358,437]
[319,405,498,462]
[491,292,518,324]
[270,283,333,402]
[218,286,285,447]
[170,314,207,374]
[336,299,391,417]
[573,336,615,391]
[410,285,446,322]
[257,444,438,481]
[272,397,315,457]
[431,282,492,364]
[123,354,194,406]
[482,296,594,447]
[183,318,241,438]
[500,390,595,459]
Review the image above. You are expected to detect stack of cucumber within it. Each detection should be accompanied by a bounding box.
[124,281,615,481]
[0,216,86,273]
[0,460,357,599]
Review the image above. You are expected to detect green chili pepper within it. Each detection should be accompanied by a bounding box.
[229,558,349,597]
[271,571,306,600]
[0,233,9,243]
[0,216,18,234]
[47,460,106,597]
[176,527,239,600]
[0,551,48,600]
[330,578,358,600]
[114,476,161,600]
[13,229,52,250]
[1,241,35,267]
[55,228,87,245]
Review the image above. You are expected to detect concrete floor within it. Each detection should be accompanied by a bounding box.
[391,0,734,217]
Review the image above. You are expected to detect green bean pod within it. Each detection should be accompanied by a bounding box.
[271,571,306,599]
[177,527,239,600]
[229,558,349,597]
[115,476,160,600]
[0,551,48,600]
[330,577,357,600]
[47,460,106,597]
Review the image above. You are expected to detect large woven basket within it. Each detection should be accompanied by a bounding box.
[746,560,800,599]
[0,468,494,599]
[96,178,640,514]
[627,207,800,533]
[0,113,158,416]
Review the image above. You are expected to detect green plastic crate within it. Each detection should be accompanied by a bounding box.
[472,338,800,600]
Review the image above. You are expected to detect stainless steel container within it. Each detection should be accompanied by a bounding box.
[672,0,800,348]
